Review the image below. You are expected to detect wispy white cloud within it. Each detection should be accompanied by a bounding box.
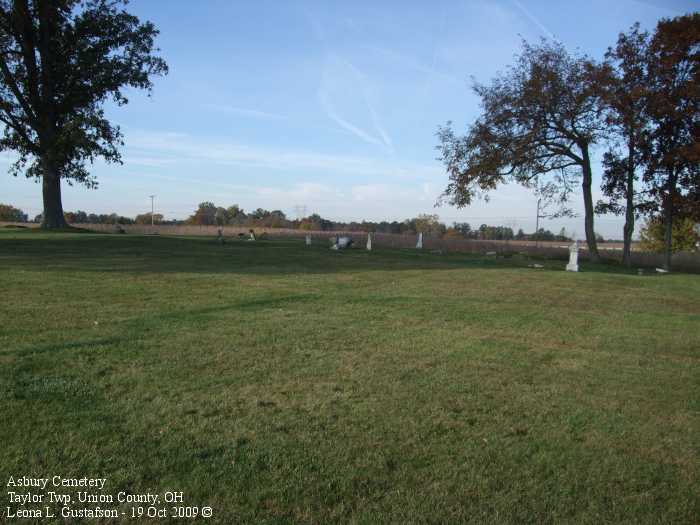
[202,104,286,120]
[367,95,393,150]
[257,182,345,203]
[304,8,394,151]
[318,55,393,151]
[365,45,461,84]
[511,0,557,41]
[122,156,178,168]
[351,183,433,203]
[122,129,440,181]
[318,88,385,147]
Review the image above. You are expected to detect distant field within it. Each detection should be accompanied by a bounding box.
[0,220,636,249]
[1,229,698,524]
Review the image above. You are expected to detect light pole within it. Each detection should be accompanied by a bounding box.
[149,195,156,226]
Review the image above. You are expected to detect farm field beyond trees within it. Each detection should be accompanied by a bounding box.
[1,230,699,524]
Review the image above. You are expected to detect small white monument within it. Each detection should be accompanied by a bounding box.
[305,234,312,246]
[566,241,579,272]
[416,232,423,249]
[366,232,372,251]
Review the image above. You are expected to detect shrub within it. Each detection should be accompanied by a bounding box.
[639,216,699,252]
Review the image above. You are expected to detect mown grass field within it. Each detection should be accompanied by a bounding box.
[1,228,699,524]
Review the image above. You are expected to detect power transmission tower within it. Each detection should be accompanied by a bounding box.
[293,204,307,220]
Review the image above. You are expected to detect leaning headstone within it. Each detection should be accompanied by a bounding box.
[416,232,423,249]
[566,241,579,272]
[331,236,353,250]
[305,235,312,246]
[366,233,372,251]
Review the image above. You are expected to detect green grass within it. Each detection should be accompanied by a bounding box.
[1,229,698,524]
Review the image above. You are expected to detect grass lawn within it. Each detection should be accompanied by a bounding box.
[1,229,698,524]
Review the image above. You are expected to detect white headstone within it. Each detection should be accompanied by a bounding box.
[305,234,311,246]
[366,233,372,251]
[566,241,579,272]
[416,232,423,249]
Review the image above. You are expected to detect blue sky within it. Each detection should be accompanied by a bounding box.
[2,0,697,237]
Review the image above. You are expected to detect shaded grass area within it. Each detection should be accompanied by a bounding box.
[1,229,699,524]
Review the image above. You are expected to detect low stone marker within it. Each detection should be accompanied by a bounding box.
[566,241,579,272]
[416,232,423,249]
[366,233,372,251]
[305,235,312,246]
[331,236,353,250]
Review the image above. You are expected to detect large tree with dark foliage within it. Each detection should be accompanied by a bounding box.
[0,0,167,228]
[595,24,655,267]
[642,13,699,270]
[437,40,606,261]
[597,15,700,270]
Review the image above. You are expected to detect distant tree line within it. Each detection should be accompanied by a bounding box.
[8,201,699,248]
[0,203,28,222]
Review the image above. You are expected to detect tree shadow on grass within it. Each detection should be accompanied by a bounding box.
[0,231,654,277]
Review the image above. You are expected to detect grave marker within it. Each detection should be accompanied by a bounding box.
[566,241,579,272]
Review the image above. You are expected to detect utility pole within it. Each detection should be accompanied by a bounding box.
[535,198,541,248]
[149,195,156,226]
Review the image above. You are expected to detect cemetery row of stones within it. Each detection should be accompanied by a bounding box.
[2,221,698,272]
[320,233,700,273]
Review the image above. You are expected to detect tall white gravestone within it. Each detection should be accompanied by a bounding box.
[416,232,423,249]
[566,241,579,272]
[366,233,372,251]
[305,235,312,246]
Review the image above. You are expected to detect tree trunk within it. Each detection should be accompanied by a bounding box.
[581,144,600,263]
[622,136,635,267]
[40,159,67,229]
[663,169,677,271]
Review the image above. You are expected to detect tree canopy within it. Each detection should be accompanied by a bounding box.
[0,0,167,227]
[437,40,607,261]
